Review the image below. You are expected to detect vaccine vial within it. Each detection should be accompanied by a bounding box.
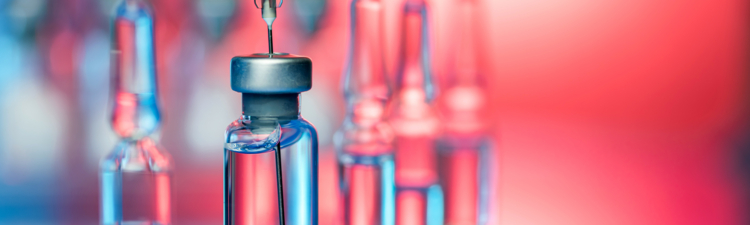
[335,0,395,224]
[101,0,172,224]
[225,54,319,225]
[387,1,444,225]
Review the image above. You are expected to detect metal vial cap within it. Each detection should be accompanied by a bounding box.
[231,53,313,94]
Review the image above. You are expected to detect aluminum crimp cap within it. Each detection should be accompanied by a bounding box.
[231,53,313,94]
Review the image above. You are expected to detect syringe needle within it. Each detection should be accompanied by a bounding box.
[259,1,285,223]
[261,0,277,54]
[274,141,286,225]
[268,27,274,54]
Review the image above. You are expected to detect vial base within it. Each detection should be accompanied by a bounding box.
[439,148,480,225]
[437,137,495,225]
[395,185,443,225]
[101,171,171,225]
[339,154,395,225]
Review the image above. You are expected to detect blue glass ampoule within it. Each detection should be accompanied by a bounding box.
[436,0,497,224]
[101,0,172,224]
[334,0,395,224]
[387,1,444,225]
[225,54,319,225]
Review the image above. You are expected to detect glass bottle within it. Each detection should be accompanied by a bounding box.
[334,0,395,224]
[225,54,319,225]
[387,1,443,225]
[436,0,497,224]
[101,0,172,224]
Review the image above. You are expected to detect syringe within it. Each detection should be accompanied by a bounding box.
[255,1,286,225]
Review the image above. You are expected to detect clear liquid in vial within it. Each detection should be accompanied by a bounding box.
[225,149,280,225]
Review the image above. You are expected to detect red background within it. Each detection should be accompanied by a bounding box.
[0,0,748,224]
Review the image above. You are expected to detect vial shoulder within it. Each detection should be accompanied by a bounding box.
[386,100,441,137]
[286,117,318,135]
[334,120,393,155]
[101,138,172,173]
[224,117,317,139]
[279,117,318,147]
[224,117,317,152]
[224,117,281,153]
[436,133,495,153]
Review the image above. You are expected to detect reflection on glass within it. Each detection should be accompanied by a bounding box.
[436,0,497,224]
[101,0,172,224]
[335,0,395,224]
[386,1,443,224]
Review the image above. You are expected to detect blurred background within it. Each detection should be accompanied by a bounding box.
[0,0,748,224]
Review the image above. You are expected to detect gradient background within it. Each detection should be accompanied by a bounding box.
[0,0,748,224]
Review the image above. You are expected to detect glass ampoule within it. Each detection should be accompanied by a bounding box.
[386,1,443,225]
[101,0,172,224]
[334,0,395,224]
[225,54,319,225]
[435,0,497,224]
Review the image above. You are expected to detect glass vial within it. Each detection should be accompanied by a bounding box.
[101,0,172,224]
[225,54,319,225]
[436,0,498,224]
[335,0,395,225]
[387,1,443,225]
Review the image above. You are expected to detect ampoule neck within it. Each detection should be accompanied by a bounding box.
[344,0,388,102]
[344,97,388,127]
[448,0,481,87]
[110,0,161,139]
[395,0,434,101]
[438,0,489,135]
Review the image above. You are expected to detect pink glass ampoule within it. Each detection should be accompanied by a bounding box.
[101,1,172,224]
[335,0,395,224]
[435,0,498,224]
[386,1,443,225]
